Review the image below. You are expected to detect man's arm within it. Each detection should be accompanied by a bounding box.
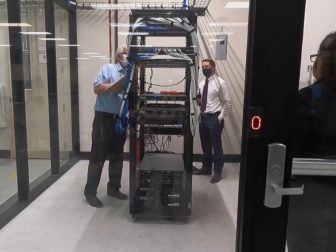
[94,75,125,94]
[218,79,232,121]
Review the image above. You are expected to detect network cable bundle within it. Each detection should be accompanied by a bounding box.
[116,3,209,220]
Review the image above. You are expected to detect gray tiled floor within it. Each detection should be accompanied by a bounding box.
[0,159,51,205]
[0,161,240,252]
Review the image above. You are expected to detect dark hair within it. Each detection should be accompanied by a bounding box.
[202,59,216,68]
[314,31,336,82]
[319,32,336,52]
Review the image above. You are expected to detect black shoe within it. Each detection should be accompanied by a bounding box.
[193,166,211,175]
[85,195,103,208]
[210,172,222,183]
[107,189,128,200]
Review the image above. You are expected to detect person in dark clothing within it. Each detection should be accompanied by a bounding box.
[287,32,336,252]
[84,47,128,208]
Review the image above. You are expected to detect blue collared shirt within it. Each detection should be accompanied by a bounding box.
[93,63,125,114]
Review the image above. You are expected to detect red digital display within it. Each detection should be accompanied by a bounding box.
[251,116,262,131]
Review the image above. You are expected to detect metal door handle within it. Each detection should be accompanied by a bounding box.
[264,143,304,208]
[271,184,304,196]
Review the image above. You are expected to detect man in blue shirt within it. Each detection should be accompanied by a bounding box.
[84,46,128,208]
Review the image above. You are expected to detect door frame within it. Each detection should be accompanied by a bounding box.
[236,0,306,251]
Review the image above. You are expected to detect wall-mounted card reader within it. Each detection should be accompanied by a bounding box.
[215,34,228,60]
[264,143,304,208]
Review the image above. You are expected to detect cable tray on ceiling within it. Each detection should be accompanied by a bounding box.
[72,1,211,11]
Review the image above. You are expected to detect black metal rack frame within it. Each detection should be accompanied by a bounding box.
[127,9,202,220]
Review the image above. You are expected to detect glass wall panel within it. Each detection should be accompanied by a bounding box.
[287,1,336,251]
[54,3,72,166]
[0,2,18,204]
[20,0,51,183]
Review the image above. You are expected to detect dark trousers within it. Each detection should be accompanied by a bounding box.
[84,111,126,196]
[199,112,225,173]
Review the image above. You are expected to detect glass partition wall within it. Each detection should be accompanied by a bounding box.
[20,0,52,183]
[0,1,18,205]
[54,3,72,166]
[287,1,336,251]
[0,0,78,227]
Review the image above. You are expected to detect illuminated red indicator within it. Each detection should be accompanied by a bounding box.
[251,116,262,131]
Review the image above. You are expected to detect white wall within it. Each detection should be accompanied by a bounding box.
[207,0,249,66]
[299,0,336,88]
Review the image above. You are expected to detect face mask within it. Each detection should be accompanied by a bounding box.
[120,60,127,68]
[202,68,212,78]
[120,54,128,68]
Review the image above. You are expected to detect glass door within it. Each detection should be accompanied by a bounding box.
[237,0,336,251]
[20,0,52,183]
[0,1,17,205]
[286,0,336,251]
[236,0,304,251]
[54,3,72,166]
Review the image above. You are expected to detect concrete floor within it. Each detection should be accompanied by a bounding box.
[0,161,240,252]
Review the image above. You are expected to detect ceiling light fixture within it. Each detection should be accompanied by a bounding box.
[59,44,80,47]
[209,22,248,27]
[20,31,51,35]
[0,23,31,27]
[82,52,100,55]
[39,38,66,41]
[110,23,145,27]
[224,2,249,9]
[118,32,149,36]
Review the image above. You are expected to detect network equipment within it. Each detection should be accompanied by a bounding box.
[117,5,208,220]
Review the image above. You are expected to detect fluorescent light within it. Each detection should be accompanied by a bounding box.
[20,31,51,35]
[39,38,66,41]
[82,52,100,55]
[0,44,11,47]
[91,55,107,58]
[0,23,31,27]
[110,23,145,27]
[209,22,248,27]
[94,3,143,10]
[118,32,149,36]
[201,32,231,36]
[59,44,80,47]
[129,45,153,47]
[76,57,89,60]
[95,3,124,10]
[110,23,129,27]
[225,2,249,9]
